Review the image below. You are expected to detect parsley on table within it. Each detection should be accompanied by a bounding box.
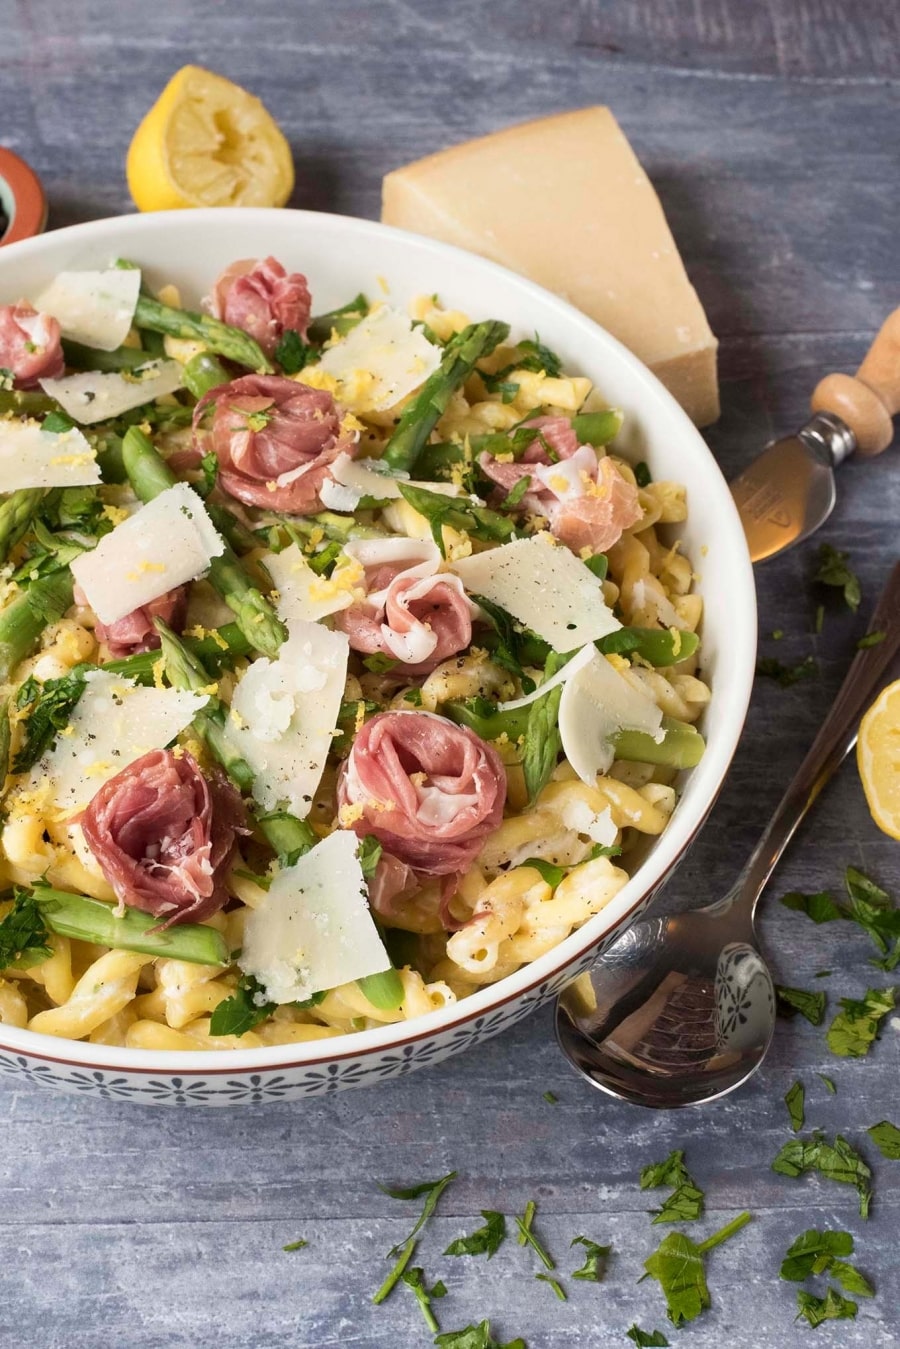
[282,1238,308,1252]
[775,985,827,1026]
[443,1210,506,1259]
[434,1321,525,1349]
[641,1211,751,1326]
[795,1287,859,1328]
[779,1228,853,1280]
[401,1265,447,1333]
[815,543,861,612]
[780,890,844,923]
[755,655,818,687]
[626,1328,668,1347]
[0,888,52,970]
[785,1081,805,1132]
[858,630,886,649]
[771,1132,872,1217]
[639,1150,705,1224]
[570,1235,611,1281]
[826,986,895,1057]
[781,867,900,966]
[514,1201,555,1270]
[535,1272,567,1301]
[819,1075,837,1095]
[372,1237,415,1306]
[542,1090,559,1105]
[379,1171,457,1260]
[867,1120,900,1159]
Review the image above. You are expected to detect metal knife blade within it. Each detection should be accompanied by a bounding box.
[730,414,856,563]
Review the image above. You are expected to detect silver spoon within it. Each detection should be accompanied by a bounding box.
[556,560,900,1108]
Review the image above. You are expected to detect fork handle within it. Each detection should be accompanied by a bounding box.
[739,559,900,917]
[811,308,900,455]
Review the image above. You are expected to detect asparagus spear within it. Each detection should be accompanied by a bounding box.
[0,489,45,564]
[382,320,510,474]
[104,621,251,682]
[597,627,700,667]
[0,696,10,786]
[307,293,368,345]
[0,390,57,418]
[570,410,623,446]
[182,351,231,401]
[0,571,74,683]
[154,620,255,793]
[122,427,287,658]
[253,809,317,866]
[61,340,157,373]
[32,886,229,965]
[134,294,273,374]
[357,968,405,1010]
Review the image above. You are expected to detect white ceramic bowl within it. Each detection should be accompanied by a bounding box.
[0,209,756,1106]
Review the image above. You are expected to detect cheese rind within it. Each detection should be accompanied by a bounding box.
[382,107,719,427]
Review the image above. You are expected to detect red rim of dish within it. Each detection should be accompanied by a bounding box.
[0,147,47,246]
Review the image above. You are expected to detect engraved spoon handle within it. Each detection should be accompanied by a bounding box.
[738,560,900,916]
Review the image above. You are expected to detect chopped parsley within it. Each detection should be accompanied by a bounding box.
[542,1090,559,1105]
[634,461,652,489]
[815,543,861,612]
[521,858,565,891]
[771,1132,872,1217]
[781,867,900,965]
[357,835,383,880]
[208,974,276,1037]
[857,630,886,649]
[780,890,844,923]
[639,1150,705,1224]
[755,655,818,687]
[785,1081,805,1132]
[401,1265,447,1332]
[13,667,89,772]
[535,1272,567,1301]
[521,650,573,804]
[379,1170,457,1260]
[626,1328,669,1347]
[866,1120,900,1159]
[570,1235,611,1282]
[775,985,827,1026]
[41,410,77,434]
[282,1238,308,1252]
[0,889,52,970]
[514,1201,555,1270]
[471,594,549,692]
[444,1210,506,1259]
[434,1321,525,1349]
[826,986,895,1057]
[641,1211,751,1326]
[819,1075,837,1095]
[362,652,398,674]
[273,330,315,375]
[795,1287,859,1327]
[396,482,518,556]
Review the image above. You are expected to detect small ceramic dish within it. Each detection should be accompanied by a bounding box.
[0,147,47,246]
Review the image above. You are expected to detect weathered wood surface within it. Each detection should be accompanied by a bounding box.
[1,3,899,1345]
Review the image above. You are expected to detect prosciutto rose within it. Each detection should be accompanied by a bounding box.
[479,415,642,554]
[81,584,189,659]
[206,256,312,359]
[0,302,64,387]
[337,711,506,878]
[193,373,356,514]
[334,539,474,675]
[81,749,246,926]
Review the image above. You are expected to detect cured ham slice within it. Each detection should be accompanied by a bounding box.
[337,710,506,877]
[80,584,189,659]
[81,749,246,925]
[0,303,64,387]
[479,415,642,554]
[334,537,475,674]
[206,256,312,359]
[193,373,357,514]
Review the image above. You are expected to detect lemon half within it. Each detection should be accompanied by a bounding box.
[127,66,294,212]
[857,679,900,839]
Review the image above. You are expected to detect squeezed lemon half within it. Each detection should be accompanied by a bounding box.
[127,65,294,211]
[857,679,900,839]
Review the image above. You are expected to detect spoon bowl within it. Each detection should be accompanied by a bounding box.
[556,559,900,1108]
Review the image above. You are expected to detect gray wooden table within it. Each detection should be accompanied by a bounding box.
[2,3,899,1346]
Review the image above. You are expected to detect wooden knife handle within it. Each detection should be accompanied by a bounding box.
[811,307,900,456]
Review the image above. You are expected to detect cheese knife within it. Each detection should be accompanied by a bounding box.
[731,308,900,562]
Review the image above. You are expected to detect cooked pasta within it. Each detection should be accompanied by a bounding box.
[0,258,710,1049]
